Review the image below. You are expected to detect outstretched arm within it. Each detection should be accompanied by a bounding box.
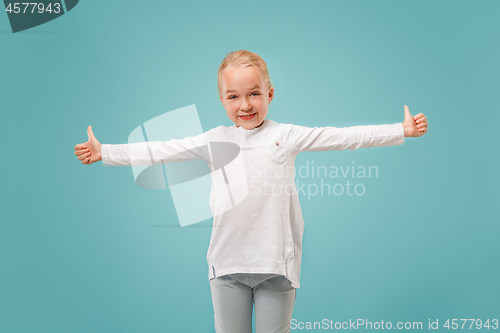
[288,105,428,153]
[74,125,211,166]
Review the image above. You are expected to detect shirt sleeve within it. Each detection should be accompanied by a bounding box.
[287,122,405,153]
[100,130,211,167]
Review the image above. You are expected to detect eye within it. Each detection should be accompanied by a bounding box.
[251,92,260,96]
[228,95,237,99]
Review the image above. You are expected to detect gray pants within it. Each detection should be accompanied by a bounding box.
[209,273,296,333]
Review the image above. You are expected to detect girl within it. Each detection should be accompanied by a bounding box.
[74,50,428,333]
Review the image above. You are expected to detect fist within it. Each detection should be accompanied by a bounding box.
[402,105,428,137]
[74,126,102,165]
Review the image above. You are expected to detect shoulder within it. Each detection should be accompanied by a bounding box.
[204,123,235,139]
[266,119,297,136]
[265,119,293,132]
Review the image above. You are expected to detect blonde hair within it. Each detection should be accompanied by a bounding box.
[217,50,273,97]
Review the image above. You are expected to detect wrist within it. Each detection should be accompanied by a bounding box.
[98,144,102,161]
[401,122,409,137]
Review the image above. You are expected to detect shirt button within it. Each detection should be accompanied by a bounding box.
[276,142,280,146]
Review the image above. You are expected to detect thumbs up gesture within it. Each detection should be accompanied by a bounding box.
[74,126,102,165]
[402,105,428,137]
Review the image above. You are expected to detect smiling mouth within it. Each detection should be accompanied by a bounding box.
[239,113,256,120]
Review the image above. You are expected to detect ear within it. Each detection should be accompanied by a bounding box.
[268,87,274,103]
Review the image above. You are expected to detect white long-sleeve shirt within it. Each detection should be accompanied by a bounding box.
[101,119,405,288]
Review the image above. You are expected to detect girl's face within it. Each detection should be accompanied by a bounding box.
[220,66,274,130]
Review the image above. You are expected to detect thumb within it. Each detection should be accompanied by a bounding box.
[403,105,414,123]
[87,125,96,141]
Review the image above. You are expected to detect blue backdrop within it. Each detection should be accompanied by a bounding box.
[1,0,498,332]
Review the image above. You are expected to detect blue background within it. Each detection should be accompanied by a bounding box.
[1,0,498,332]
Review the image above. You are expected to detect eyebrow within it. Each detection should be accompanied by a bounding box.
[225,85,261,94]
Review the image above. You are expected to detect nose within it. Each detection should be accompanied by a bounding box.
[239,97,252,111]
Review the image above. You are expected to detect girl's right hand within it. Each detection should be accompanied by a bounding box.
[74,125,102,165]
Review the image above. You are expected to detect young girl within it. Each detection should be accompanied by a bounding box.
[74,50,428,333]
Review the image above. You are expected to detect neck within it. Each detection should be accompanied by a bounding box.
[236,119,265,129]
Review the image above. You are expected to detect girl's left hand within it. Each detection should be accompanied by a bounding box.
[402,105,428,137]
